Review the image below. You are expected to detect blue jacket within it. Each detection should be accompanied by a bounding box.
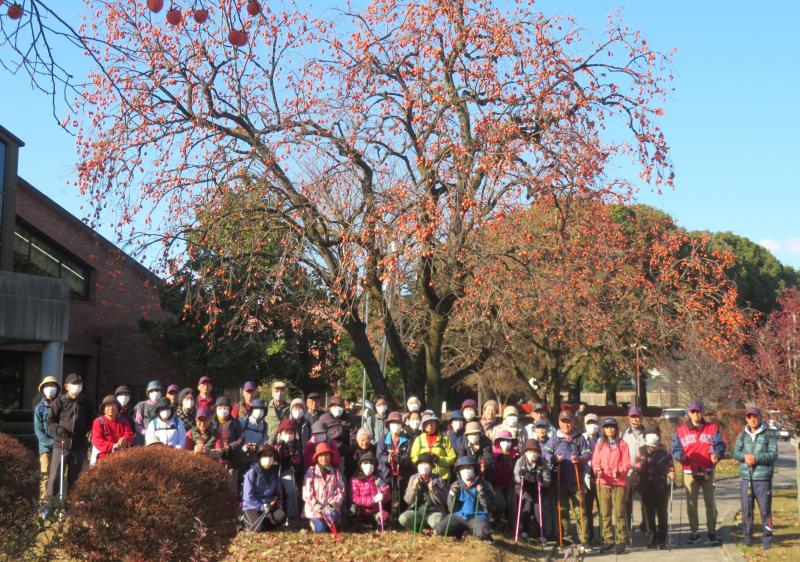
[733,425,778,481]
[242,463,283,511]
[34,399,55,454]
[447,478,495,520]
[543,430,592,487]
[377,432,411,480]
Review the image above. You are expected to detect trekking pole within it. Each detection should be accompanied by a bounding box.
[322,510,340,541]
[668,477,674,550]
[574,462,587,544]
[473,487,480,539]
[556,464,563,548]
[444,488,455,537]
[678,477,683,546]
[537,480,545,548]
[378,494,385,533]
[419,500,429,535]
[514,477,525,542]
[413,490,419,537]
[595,474,603,549]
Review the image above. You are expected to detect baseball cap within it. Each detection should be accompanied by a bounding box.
[745,407,762,417]
[628,406,643,417]
[687,401,704,412]
[243,381,257,391]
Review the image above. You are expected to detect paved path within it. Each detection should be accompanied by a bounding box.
[577,440,796,561]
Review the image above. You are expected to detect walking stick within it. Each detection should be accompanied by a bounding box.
[537,480,545,547]
[514,476,525,542]
[418,499,429,535]
[574,462,587,544]
[378,495,385,533]
[322,510,340,540]
[678,478,683,546]
[668,478,674,550]
[595,474,604,549]
[413,490,419,536]
[59,448,66,502]
[556,463,563,548]
[473,486,481,539]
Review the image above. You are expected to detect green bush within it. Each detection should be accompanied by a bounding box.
[0,432,39,556]
[65,446,238,561]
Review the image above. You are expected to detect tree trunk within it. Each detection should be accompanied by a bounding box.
[344,321,394,405]
[639,376,648,408]
[606,384,618,406]
[424,312,449,410]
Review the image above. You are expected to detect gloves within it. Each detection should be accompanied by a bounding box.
[374,492,383,503]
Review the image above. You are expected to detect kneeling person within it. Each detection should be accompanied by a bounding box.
[242,444,286,531]
[399,453,448,532]
[435,456,495,541]
[350,452,390,528]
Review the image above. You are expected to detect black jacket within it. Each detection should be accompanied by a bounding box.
[47,393,94,451]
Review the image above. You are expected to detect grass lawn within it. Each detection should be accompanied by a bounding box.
[734,488,800,562]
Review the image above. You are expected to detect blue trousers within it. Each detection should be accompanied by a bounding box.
[740,479,772,546]
[309,510,340,534]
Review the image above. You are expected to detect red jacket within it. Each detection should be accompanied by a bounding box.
[591,439,630,488]
[673,421,725,474]
[92,415,134,461]
[350,475,390,516]
[492,445,519,489]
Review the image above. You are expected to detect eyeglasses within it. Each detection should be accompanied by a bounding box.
[745,414,758,419]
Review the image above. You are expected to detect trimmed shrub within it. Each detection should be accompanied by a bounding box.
[65,446,238,561]
[0,432,39,555]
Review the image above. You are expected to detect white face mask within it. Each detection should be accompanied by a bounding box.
[585,423,599,435]
[361,463,375,476]
[451,421,464,432]
[260,456,274,469]
[525,451,539,463]
[409,420,421,430]
[505,416,519,428]
[280,433,295,443]
[291,408,304,420]
[274,391,286,402]
[158,409,171,421]
[183,399,194,410]
[69,384,83,396]
[149,390,161,402]
[460,468,476,482]
[418,463,432,476]
[645,434,659,446]
[376,405,388,415]
[43,386,58,399]
[467,434,481,445]
[330,406,344,418]
[117,394,130,407]
[389,423,402,434]
[463,409,476,421]
[217,407,230,419]
[499,441,512,452]
[252,409,265,421]
[407,402,420,412]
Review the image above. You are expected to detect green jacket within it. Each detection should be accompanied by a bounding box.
[732,425,778,481]
[409,433,457,480]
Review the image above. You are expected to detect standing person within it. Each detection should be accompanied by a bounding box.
[274,418,304,521]
[377,411,413,520]
[350,452,390,528]
[406,395,423,415]
[145,398,187,449]
[34,376,59,505]
[133,380,163,445]
[480,400,501,436]
[733,407,778,549]
[637,424,674,550]
[91,395,134,462]
[492,405,521,441]
[404,411,423,440]
[239,399,270,477]
[303,421,342,471]
[531,403,556,440]
[239,381,258,420]
[197,376,216,411]
[458,421,495,490]
[166,384,180,408]
[185,408,218,455]
[622,406,648,535]
[532,418,556,539]
[174,388,197,434]
[364,395,389,445]
[582,413,601,545]
[265,381,290,441]
[305,392,323,425]
[46,373,93,506]
[241,444,287,531]
[410,413,457,481]
[399,453,449,531]
[461,399,479,425]
[288,398,312,450]
[319,396,357,474]
[303,442,346,534]
[672,401,726,545]
[575,402,589,427]
[213,396,244,471]
[592,418,630,554]
[435,456,496,542]
[544,410,592,547]
[492,429,519,526]
[448,410,466,454]
[114,385,134,430]
[514,439,552,542]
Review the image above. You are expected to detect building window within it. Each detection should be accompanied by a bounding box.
[13,221,92,299]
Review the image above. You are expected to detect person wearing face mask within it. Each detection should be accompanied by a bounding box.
[457,421,494,482]
[91,395,134,463]
[273,418,304,521]
[406,395,422,415]
[212,396,244,472]
[174,388,197,433]
[34,376,59,505]
[621,405,648,537]
[238,399,269,472]
[352,428,376,472]
[637,424,674,550]
[264,381,290,440]
[349,452,390,528]
[376,411,412,518]
[304,392,323,425]
[288,398,312,450]
[46,373,94,506]
[461,399,479,425]
[399,453,448,531]
[133,380,163,446]
[447,410,466,453]
[404,411,423,440]
[435,456,496,541]
[364,395,389,445]
[491,429,520,526]
[242,444,287,531]
[581,413,600,545]
[145,398,187,449]
[114,385,134,431]
[492,405,521,442]
[480,400,501,435]
[514,439,552,542]
[319,395,357,472]
[410,413,457,482]
[303,442,346,533]
[592,417,630,554]
[238,381,258,420]
[303,420,342,471]
[185,408,218,454]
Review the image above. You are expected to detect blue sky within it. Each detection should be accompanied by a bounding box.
[2,1,799,266]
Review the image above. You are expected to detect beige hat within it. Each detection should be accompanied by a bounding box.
[38,376,60,393]
[272,381,287,390]
[503,405,519,418]
[465,421,483,435]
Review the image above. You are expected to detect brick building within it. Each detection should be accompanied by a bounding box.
[0,124,186,411]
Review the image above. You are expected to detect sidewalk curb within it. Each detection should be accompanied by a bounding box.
[720,509,747,562]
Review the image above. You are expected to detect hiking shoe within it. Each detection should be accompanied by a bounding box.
[707,532,721,546]
[647,539,658,549]
[687,532,702,544]
[743,537,752,547]
[615,544,626,554]
[520,532,528,540]
[762,543,771,550]
[599,544,613,553]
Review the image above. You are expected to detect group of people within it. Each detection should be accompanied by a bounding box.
[34,374,778,551]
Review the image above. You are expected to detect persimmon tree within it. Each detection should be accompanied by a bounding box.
[59,0,676,405]
[456,199,747,409]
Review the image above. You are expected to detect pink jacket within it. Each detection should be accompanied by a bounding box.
[591,439,631,488]
[302,465,345,519]
[350,475,390,516]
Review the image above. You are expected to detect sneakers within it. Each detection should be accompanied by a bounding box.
[743,537,753,547]
[520,532,529,540]
[762,542,771,550]
[707,532,721,546]
[647,539,659,549]
[615,544,626,554]
[687,532,703,544]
